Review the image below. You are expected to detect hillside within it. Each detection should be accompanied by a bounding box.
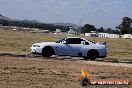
[51,23,79,28]
[0,14,12,21]
[0,14,78,28]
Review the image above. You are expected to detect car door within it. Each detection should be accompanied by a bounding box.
[66,38,82,56]
[56,38,81,56]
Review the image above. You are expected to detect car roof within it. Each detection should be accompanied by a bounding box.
[66,37,80,38]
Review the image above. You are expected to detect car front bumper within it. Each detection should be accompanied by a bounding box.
[31,47,42,55]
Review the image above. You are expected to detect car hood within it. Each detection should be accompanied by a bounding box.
[33,42,56,45]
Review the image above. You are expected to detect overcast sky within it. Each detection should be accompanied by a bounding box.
[0,0,132,28]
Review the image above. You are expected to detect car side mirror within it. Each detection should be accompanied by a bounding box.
[62,41,67,44]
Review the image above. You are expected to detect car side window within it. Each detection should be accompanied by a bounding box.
[84,41,89,45]
[80,39,89,45]
[66,38,81,44]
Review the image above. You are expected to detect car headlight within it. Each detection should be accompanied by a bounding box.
[32,45,40,47]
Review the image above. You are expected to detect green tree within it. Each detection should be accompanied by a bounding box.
[117,17,132,34]
[97,27,105,32]
[82,24,96,33]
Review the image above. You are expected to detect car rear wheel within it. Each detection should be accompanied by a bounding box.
[42,47,55,57]
[88,50,98,60]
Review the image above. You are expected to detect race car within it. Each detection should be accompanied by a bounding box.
[31,37,107,60]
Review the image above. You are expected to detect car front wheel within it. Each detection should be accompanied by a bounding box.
[42,47,55,57]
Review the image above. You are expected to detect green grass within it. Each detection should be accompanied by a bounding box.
[0,29,132,60]
[0,29,63,53]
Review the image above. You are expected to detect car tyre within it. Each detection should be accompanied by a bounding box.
[42,47,55,57]
[88,50,98,61]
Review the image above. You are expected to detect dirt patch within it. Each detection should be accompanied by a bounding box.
[84,60,132,68]
[0,56,132,88]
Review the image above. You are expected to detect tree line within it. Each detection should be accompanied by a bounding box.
[0,19,69,32]
[0,15,132,34]
[81,17,132,34]
[81,24,120,34]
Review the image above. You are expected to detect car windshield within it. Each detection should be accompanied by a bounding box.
[56,38,65,43]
